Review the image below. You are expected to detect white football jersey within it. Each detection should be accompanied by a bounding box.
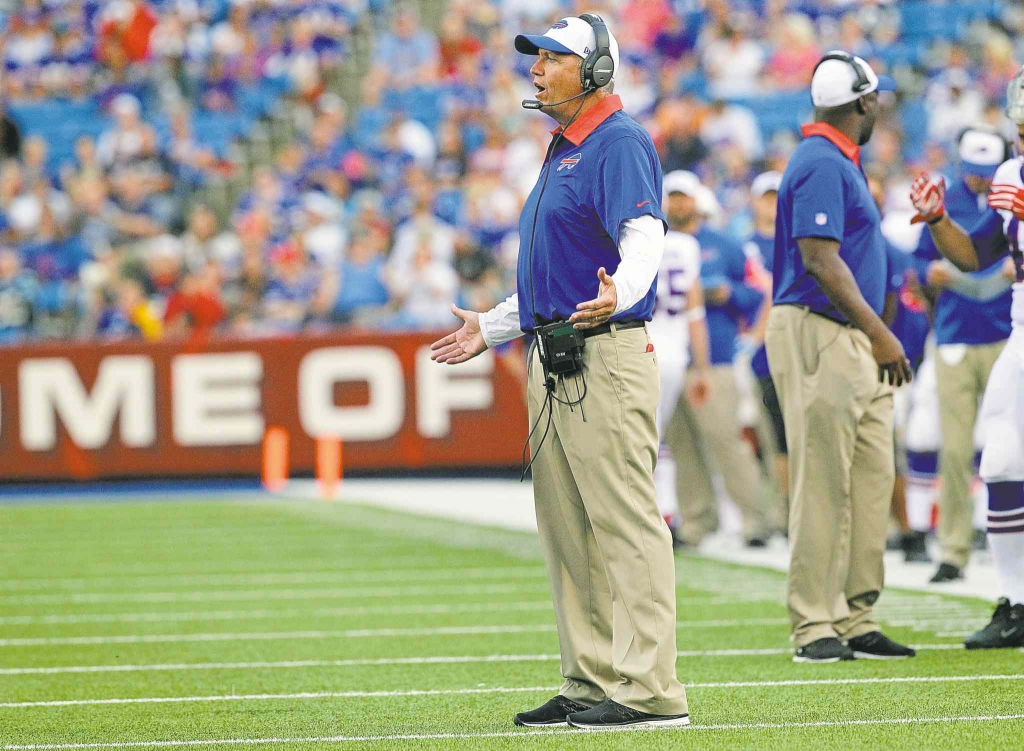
[990,157,1024,327]
[649,230,701,363]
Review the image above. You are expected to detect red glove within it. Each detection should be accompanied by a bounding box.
[987,183,1024,220]
[909,172,946,225]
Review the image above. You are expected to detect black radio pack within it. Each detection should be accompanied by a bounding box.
[535,321,586,379]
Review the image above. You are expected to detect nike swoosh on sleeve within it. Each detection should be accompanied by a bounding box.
[636,200,651,208]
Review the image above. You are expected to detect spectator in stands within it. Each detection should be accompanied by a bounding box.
[700,100,764,163]
[372,2,439,90]
[702,22,765,99]
[97,0,158,66]
[332,225,391,325]
[0,247,39,344]
[764,13,820,90]
[926,69,985,145]
[299,192,347,269]
[384,229,458,330]
[262,240,321,332]
[97,94,154,170]
[164,261,226,338]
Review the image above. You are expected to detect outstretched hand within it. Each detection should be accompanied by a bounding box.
[430,305,487,364]
[569,267,617,330]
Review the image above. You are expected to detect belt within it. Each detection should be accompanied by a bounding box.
[790,304,855,329]
[580,319,645,339]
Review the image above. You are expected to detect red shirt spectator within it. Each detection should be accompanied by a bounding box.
[98,0,158,64]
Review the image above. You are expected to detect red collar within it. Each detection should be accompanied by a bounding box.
[551,95,624,146]
[800,122,861,167]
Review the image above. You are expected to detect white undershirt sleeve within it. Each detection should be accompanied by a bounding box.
[612,214,666,314]
[477,293,523,349]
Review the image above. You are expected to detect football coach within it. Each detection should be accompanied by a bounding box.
[430,14,689,731]
[766,52,916,663]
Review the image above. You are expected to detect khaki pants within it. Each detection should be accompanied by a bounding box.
[935,339,1007,568]
[765,306,894,647]
[528,323,688,716]
[668,366,772,545]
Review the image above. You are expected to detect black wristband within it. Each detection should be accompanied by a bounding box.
[927,213,944,226]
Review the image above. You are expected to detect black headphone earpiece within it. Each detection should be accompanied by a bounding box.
[856,99,866,115]
[578,13,614,91]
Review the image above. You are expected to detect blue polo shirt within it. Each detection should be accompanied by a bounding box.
[516,95,667,330]
[914,177,1011,346]
[697,226,764,366]
[773,123,886,322]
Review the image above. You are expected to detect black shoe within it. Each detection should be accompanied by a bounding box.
[566,699,690,730]
[746,536,768,549]
[514,695,592,727]
[929,562,963,583]
[972,528,988,551]
[886,533,903,551]
[847,631,916,659]
[792,637,855,663]
[964,598,1024,650]
[902,531,931,563]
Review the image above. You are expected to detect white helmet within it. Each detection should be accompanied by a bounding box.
[1006,65,1024,124]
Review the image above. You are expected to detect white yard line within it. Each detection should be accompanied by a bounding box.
[5,713,1024,748]
[0,644,966,676]
[0,567,549,593]
[0,583,552,606]
[0,602,557,626]
[0,625,558,647]
[0,595,770,626]
[0,619,793,648]
[4,674,1024,710]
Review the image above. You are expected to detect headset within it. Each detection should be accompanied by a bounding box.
[812,51,871,111]
[521,14,615,109]
[578,13,615,91]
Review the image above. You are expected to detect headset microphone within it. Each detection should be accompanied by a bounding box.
[522,87,592,110]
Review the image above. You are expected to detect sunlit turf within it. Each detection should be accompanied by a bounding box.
[0,497,1021,750]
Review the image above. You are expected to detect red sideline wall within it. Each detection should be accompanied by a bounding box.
[0,332,529,481]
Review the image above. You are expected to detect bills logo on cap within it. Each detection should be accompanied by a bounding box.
[557,153,582,171]
[551,19,569,29]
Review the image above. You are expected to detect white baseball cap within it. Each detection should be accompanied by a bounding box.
[515,16,619,82]
[810,51,896,108]
[958,128,1005,178]
[751,171,783,198]
[663,170,702,199]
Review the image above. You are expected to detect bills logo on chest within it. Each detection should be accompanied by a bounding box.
[557,153,583,172]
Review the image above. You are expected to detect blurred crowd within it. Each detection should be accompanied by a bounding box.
[0,0,1022,343]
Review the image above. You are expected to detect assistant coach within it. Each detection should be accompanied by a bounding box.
[766,52,916,663]
[430,14,689,731]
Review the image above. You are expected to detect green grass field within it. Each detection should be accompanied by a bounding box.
[0,496,1022,750]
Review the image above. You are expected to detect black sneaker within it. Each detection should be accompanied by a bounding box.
[745,537,769,549]
[566,699,690,730]
[847,631,916,659]
[885,533,903,552]
[514,695,592,727]
[964,598,1024,650]
[793,637,855,663]
[902,531,931,563]
[929,562,963,583]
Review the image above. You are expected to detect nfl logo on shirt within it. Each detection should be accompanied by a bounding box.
[815,212,828,226]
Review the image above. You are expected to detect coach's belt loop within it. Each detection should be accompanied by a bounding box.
[609,321,618,338]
